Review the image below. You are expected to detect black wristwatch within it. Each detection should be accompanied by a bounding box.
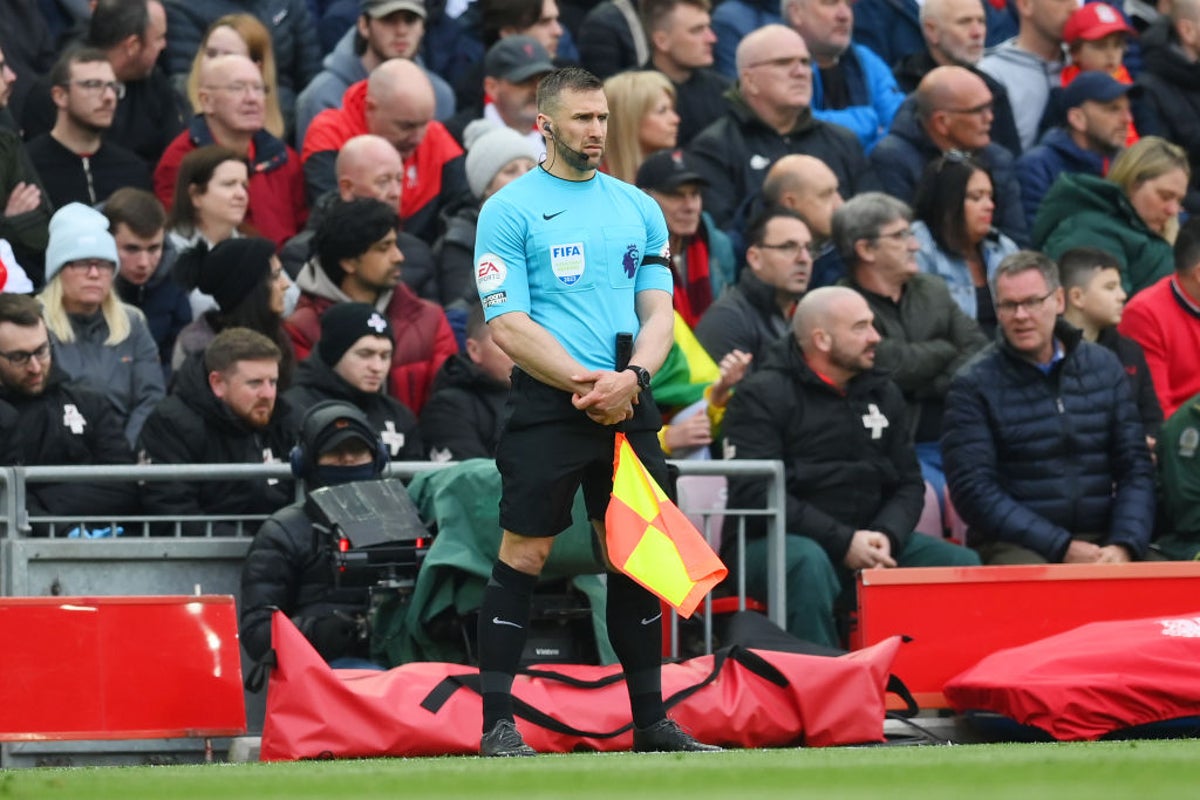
[625,364,651,391]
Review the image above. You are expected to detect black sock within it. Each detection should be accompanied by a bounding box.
[478,560,538,731]
[606,572,665,729]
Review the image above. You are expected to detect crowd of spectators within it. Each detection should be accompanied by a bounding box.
[2,0,1199,649]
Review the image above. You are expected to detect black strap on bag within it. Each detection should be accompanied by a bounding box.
[419,646,789,740]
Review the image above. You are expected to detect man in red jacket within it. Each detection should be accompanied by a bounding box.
[284,197,457,414]
[153,54,307,246]
[301,58,470,245]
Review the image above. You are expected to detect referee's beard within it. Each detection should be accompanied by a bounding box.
[548,134,601,174]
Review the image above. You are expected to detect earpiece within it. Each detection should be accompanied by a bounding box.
[543,123,553,138]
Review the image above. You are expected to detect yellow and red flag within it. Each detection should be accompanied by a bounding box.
[605,433,728,618]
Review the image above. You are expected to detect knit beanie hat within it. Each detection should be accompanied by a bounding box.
[45,203,119,283]
[195,237,276,312]
[464,120,538,199]
[318,301,394,366]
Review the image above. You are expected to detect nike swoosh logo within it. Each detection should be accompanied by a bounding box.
[542,210,566,220]
[641,613,663,626]
[492,617,523,629]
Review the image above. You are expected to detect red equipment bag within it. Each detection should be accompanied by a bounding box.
[943,612,1200,740]
[259,611,907,760]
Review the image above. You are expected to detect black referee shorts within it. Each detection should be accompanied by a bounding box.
[496,369,668,538]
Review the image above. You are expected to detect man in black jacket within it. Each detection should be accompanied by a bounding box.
[283,302,424,462]
[137,327,294,535]
[723,286,978,646]
[420,301,512,461]
[942,250,1156,564]
[0,293,138,531]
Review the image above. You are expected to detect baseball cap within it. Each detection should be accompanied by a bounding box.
[1061,70,1140,109]
[636,149,709,192]
[1062,3,1135,44]
[484,35,555,83]
[361,0,427,20]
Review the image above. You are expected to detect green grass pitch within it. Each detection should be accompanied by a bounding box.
[4,740,1200,800]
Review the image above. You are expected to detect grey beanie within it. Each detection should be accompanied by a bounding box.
[45,203,119,282]
[463,120,538,199]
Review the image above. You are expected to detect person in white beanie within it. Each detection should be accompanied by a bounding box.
[434,120,538,307]
[37,202,165,447]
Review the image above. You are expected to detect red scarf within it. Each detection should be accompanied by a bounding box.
[673,235,712,329]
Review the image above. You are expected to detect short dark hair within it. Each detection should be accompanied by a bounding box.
[204,327,282,374]
[991,250,1060,297]
[745,206,808,248]
[1174,217,1200,274]
[104,187,166,238]
[537,67,604,116]
[49,46,112,88]
[168,145,246,234]
[1058,247,1122,292]
[88,0,150,49]
[483,0,545,46]
[0,294,45,328]
[643,0,711,33]
[913,153,990,258]
[312,198,400,287]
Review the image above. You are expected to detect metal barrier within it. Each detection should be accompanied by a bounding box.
[0,458,786,766]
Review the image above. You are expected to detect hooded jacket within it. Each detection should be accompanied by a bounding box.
[283,351,424,462]
[419,353,509,461]
[284,259,458,414]
[114,237,192,369]
[722,334,923,563]
[978,38,1066,152]
[1015,127,1109,230]
[1033,171,1173,297]
[687,87,876,234]
[869,96,1029,246]
[942,320,1155,560]
[809,43,905,154]
[136,353,295,535]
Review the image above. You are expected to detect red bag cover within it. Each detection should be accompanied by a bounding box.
[260,611,903,760]
[944,612,1200,740]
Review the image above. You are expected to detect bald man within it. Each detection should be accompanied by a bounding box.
[687,24,876,238]
[891,0,1022,156]
[762,154,846,287]
[302,59,469,245]
[153,54,307,246]
[869,65,1029,246]
[722,285,979,647]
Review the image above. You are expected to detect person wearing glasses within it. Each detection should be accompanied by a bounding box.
[942,250,1156,564]
[687,24,875,241]
[154,54,307,247]
[26,47,151,209]
[834,191,987,517]
[0,292,139,532]
[869,65,1028,247]
[695,207,812,367]
[36,203,164,449]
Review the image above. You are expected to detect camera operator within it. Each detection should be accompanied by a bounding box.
[239,399,393,669]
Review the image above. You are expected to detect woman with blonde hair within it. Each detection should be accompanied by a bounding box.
[1034,136,1189,296]
[602,70,680,184]
[180,14,286,140]
[39,204,164,448]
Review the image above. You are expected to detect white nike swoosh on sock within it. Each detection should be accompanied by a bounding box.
[492,616,523,629]
[641,613,663,625]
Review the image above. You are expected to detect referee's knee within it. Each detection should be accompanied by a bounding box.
[497,531,554,576]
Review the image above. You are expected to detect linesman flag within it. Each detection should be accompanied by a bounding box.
[605,433,728,618]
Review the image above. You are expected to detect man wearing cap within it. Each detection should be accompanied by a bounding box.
[637,148,735,328]
[240,400,394,668]
[445,36,553,156]
[302,58,470,246]
[284,301,424,463]
[1138,0,1200,209]
[0,292,139,527]
[138,326,295,536]
[295,0,455,149]
[286,197,457,415]
[1016,72,1138,230]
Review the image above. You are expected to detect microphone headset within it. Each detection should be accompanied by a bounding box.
[543,122,594,171]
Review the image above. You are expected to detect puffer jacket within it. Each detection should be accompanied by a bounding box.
[942,320,1155,560]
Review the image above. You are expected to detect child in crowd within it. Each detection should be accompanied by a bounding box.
[1059,246,1162,449]
[1061,3,1139,146]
